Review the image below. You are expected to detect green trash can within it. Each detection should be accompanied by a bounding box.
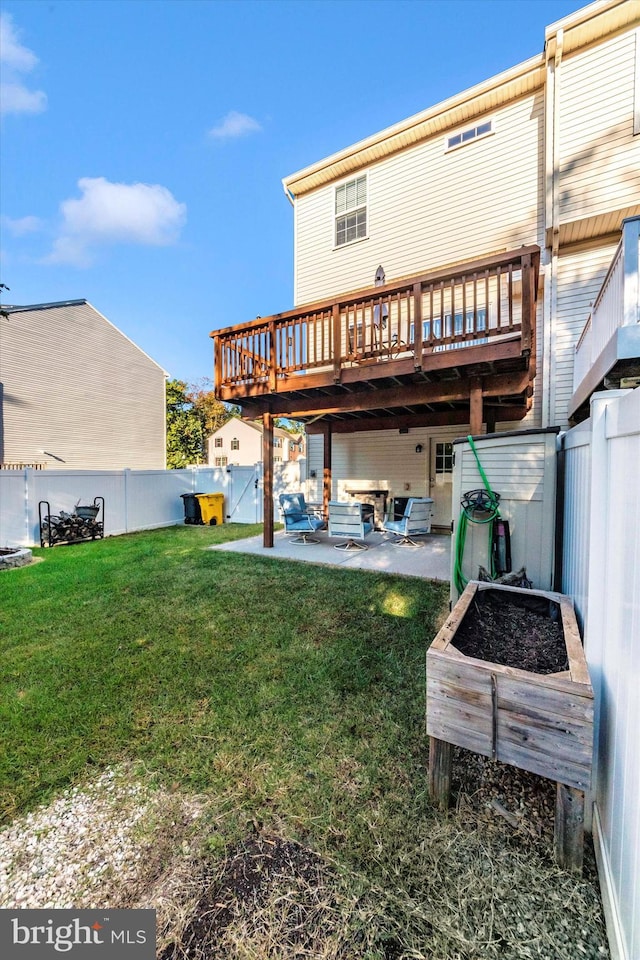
[196,493,225,525]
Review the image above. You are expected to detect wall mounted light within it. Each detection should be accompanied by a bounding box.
[415,444,423,454]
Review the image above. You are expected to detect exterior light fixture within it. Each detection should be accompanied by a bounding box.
[415,444,423,454]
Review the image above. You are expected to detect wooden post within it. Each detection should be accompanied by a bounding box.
[323,423,332,518]
[413,281,423,368]
[428,736,453,811]
[555,782,585,873]
[469,377,483,435]
[332,304,341,381]
[268,321,277,393]
[521,252,533,355]
[262,412,274,548]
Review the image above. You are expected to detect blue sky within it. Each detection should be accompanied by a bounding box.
[1,0,587,386]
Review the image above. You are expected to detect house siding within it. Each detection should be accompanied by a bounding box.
[294,91,544,306]
[552,241,619,426]
[306,424,464,505]
[0,302,166,470]
[558,30,640,225]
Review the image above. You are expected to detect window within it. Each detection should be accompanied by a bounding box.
[230,438,239,451]
[411,308,487,347]
[214,456,228,467]
[446,120,493,151]
[335,175,367,246]
[214,437,223,448]
[274,437,282,447]
[435,442,453,475]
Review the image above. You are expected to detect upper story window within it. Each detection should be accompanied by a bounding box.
[230,438,239,451]
[335,175,367,247]
[446,120,493,151]
[214,437,223,448]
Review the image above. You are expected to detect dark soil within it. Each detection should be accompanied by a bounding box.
[453,590,569,674]
[158,833,336,959]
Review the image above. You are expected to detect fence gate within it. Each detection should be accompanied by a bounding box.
[225,465,263,524]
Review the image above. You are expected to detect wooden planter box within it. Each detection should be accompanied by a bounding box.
[426,581,594,871]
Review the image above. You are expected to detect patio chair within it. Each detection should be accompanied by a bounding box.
[327,501,374,551]
[278,492,326,545]
[382,497,434,546]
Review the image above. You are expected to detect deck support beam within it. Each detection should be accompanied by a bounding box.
[262,412,274,548]
[470,377,483,435]
[322,423,332,518]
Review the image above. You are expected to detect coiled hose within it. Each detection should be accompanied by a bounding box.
[453,437,501,595]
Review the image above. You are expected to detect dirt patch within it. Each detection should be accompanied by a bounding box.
[453,590,569,674]
[157,833,355,959]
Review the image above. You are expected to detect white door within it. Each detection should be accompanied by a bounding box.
[428,440,454,529]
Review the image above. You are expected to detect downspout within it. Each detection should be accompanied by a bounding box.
[543,29,563,429]
[282,182,298,306]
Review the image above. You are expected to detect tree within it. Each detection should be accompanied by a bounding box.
[166,379,206,468]
[274,417,305,435]
[187,378,238,435]
[0,283,10,320]
[165,378,238,468]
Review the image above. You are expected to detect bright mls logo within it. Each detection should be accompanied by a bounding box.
[0,909,155,958]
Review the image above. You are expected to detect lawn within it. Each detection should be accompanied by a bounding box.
[0,525,609,959]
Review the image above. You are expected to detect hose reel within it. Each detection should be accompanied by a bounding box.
[460,488,500,521]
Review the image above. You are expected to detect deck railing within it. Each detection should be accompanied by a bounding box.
[573,216,640,392]
[213,246,539,393]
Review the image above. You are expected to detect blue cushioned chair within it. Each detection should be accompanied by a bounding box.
[279,493,326,545]
[327,501,374,551]
[382,497,434,546]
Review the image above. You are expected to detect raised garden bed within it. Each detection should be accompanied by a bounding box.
[426,580,594,872]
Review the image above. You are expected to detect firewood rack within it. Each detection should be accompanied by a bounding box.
[39,497,105,548]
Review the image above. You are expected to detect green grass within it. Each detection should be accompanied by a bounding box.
[0,525,446,833]
[0,525,609,959]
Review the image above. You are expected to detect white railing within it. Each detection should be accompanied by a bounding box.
[573,216,640,393]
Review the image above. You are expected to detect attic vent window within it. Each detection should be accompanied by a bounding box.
[447,120,493,151]
[335,175,367,247]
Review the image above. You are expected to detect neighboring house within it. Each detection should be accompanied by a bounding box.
[211,0,639,531]
[207,418,305,467]
[0,300,167,470]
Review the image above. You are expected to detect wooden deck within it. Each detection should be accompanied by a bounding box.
[212,245,540,431]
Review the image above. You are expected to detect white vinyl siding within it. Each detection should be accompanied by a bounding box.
[306,424,466,508]
[0,302,166,470]
[558,31,640,224]
[553,242,618,426]
[294,92,543,306]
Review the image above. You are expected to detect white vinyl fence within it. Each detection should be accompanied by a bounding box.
[0,461,306,547]
[562,388,640,960]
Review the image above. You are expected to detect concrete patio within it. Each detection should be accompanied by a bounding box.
[209,529,451,581]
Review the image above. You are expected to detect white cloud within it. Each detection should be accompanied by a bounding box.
[208,110,262,140]
[46,177,187,267]
[2,214,43,236]
[0,13,47,116]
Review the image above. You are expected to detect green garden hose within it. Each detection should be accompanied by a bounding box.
[453,436,501,594]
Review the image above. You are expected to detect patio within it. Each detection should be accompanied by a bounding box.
[209,528,451,581]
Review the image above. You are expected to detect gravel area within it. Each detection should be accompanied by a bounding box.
[0,766,202,910]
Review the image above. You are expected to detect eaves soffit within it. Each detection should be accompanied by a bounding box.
[283,55,545,198]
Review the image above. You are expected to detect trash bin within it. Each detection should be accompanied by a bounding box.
[196,493,225,526]
[181,492,205,525]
